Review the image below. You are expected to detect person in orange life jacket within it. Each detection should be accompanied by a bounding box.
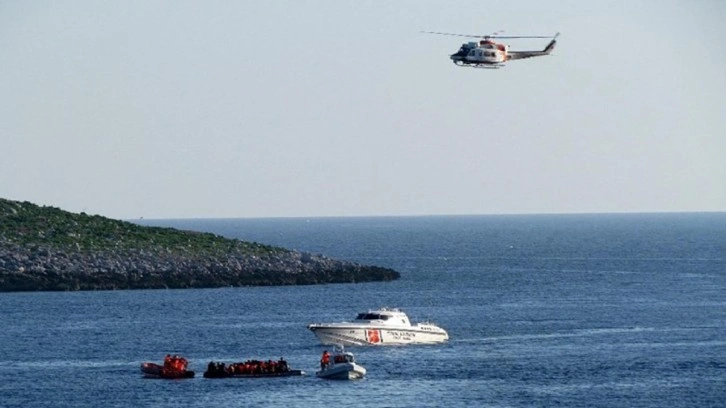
[320,350,330,369]
[177,357,187,371]
[169,355,183,371]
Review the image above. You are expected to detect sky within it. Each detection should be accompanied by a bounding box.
[1,0,725,219]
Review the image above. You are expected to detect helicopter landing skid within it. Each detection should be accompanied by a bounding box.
[458,64,502,69]
[453,61,502,69]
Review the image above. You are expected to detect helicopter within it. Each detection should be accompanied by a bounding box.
[423,31,560,69]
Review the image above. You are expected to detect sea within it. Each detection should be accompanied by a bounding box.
[1,213,724,407]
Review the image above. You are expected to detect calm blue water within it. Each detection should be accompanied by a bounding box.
[1,214,725,407]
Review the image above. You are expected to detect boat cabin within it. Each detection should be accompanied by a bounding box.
[355,308,411,326]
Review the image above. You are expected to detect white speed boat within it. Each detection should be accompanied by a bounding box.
[308,308,448,346]
[316,347,366,380]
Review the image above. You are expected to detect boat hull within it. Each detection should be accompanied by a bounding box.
[308,325,449,346]
[316,363,366,380]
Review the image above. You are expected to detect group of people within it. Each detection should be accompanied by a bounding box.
[163,354,189,373]
[320,350,351,369]
[205,358,290,377]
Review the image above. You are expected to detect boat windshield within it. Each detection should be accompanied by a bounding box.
[355,313,390,321]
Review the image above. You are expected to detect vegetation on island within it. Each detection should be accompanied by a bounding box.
[0,198,400,292]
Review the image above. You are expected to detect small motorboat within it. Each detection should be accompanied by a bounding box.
[203,358,305,378]
[316,346,366,380]
[308,307,449,346]
[140,355,195,379]
[140,362,195,379]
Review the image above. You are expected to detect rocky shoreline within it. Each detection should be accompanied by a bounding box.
[0,199,400,292]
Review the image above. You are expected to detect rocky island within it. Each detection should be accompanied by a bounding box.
[0,198,400,292]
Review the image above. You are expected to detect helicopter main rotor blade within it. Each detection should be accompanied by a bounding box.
[489,35,553,39]
[421,31,486,38]
[421,31,554,39]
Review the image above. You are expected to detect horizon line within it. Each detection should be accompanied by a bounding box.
[128,210,726,222]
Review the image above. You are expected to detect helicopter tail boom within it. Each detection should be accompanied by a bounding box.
[506,32,559,61]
